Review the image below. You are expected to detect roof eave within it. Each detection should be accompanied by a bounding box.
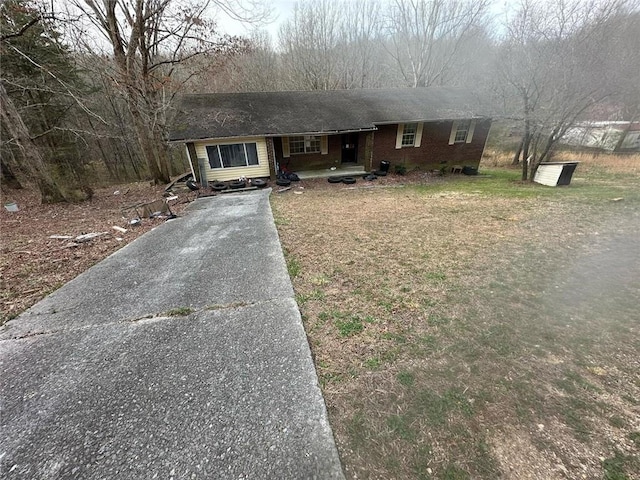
[168,127,378,143]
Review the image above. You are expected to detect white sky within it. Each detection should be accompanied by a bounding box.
[217,0,512,44]
[216,0,297,40]
[59,0,513,53]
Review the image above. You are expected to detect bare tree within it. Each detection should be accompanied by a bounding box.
[278,0,343,90]
[336,0,385,89]
[384,0,491,87]
[212,29,282,93]
[70,0,258,183]
[1,0,88,202]
[276,0,387,91]
[497,0,633,180]
[0,82,66,202]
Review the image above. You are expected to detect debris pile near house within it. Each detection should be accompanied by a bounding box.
[165,171,270,196]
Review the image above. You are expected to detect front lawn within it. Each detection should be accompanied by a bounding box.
[271,153,640,479]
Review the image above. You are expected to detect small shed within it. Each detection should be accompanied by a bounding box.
[534,162,579,187]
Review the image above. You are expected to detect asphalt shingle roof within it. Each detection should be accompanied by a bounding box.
[169,87,489,142]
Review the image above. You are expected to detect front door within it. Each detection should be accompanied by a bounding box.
[341,133,358,164]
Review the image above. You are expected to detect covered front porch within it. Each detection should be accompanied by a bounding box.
[272,131,373,179]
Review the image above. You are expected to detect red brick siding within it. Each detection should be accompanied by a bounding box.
[265,137,277,179]
[372,119,491,171]
[274,134,367,171]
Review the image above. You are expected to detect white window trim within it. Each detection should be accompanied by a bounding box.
[449,119,476,145]
[206,142,259,169]
[396,122,423,149]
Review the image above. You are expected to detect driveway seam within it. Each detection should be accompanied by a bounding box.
[1,297,299,341]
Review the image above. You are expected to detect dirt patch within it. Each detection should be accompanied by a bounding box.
[1,183,192,324]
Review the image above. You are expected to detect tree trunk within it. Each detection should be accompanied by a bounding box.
[129,108,168,183]
[512,137,524,165]
[0,82,66,203]
[126,89,170,184]
[521,123,531,181]
[1,155,24,190]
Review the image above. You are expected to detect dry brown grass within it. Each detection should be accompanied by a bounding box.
[272,160,640,479]
[0,183,191,324]
[482,148,640,175]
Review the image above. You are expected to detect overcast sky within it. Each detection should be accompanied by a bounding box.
[215,0,297,40]
[217,0,511,44]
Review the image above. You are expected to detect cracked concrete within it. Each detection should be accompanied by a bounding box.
[0,189,344,479]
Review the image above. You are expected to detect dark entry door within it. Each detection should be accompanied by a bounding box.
[341,133,358,164]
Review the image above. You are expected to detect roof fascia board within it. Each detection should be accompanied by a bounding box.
[169,127,377,143]
[270,127,376,137]
[373,116,488,126]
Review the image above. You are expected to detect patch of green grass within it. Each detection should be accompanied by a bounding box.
[411,445,434,480]
[608,415,626,429]
[478,324,517,356]
[627,431,640,447]
[387,414,415,441]
[286,256,301,278]
[296,290,324,306]
[347,411,368,450]
[421,297,437,307]
[382,332,408,344]
[364,357,381,369]
[165,307,194,316]
[602,451,631,480]
[562,398,592,442]
[441,464,470,480]
[417,334,438,349]
[320,371,346,385]
[425,271,447,281]
[427,314,451,326]
[397,371,415,387]
[415,388,474,426]
[335,314,364,337]
[556,369,601,395]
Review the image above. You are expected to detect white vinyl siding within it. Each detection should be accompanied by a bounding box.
[195,136,269,182]
[396,123,423,148]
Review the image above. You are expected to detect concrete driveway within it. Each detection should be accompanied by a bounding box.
[0,190,344,479]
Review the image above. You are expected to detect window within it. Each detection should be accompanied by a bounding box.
[395,123,423,149]
[449,120,476,145]
[206,143,259,169]
[401,123,418,146]
[289,135,321,154]
[454,120,471,143]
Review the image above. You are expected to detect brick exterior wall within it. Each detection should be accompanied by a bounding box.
[268,119,490,174]
[372,119,491,171]
[265,137,277,180]
[274,134,367,172]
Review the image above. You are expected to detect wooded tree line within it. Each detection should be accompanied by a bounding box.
[1,0,639,202]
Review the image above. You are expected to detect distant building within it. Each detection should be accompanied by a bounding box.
[561,121,640,152]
